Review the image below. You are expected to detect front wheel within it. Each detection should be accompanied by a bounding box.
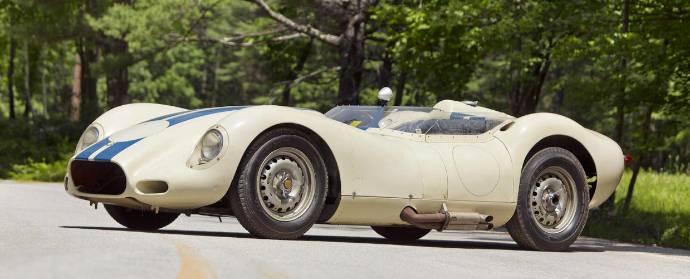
[104,204,179,231]
[506,147,589,251]
[229,128,328,239]
[372,226,430,241]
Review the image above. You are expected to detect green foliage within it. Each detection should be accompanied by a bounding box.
[0,118,80,178]
[372,0,486,103]
[8,157,68,182]
[585,171,690,249]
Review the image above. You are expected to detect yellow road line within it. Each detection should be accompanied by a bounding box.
[164,237,216,279]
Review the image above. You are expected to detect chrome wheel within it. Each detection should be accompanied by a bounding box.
[256,147,316,222]
[529,166,578,233]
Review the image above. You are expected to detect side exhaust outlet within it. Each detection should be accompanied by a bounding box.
[399,206,493,231]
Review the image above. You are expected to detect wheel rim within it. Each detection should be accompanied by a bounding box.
[256,147,316,222]
[528,166,578,234]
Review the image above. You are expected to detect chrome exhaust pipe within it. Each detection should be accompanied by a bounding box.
[399,206,493,231]
[400,207,446,230]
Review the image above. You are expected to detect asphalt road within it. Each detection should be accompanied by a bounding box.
[1,181,689,279]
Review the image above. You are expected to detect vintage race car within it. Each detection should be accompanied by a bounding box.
[65,88,624,251]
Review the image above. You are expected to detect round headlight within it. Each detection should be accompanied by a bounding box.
[201,129,223,162]
[78,126,100,151]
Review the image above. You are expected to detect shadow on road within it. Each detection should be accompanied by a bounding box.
[573,237,690,258]
[60,225,611,253]
[60,225,690,258]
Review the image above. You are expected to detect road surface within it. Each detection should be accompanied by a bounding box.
[1,181,688,279]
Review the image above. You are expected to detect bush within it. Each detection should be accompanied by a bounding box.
[8,157,69,182]
[0,118,81,179]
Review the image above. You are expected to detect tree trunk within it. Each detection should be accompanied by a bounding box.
[80,44,99,122]
[613,103,625,144]
[394,71,407,106]
[605,0,631,210]
[105,37,129,108]
[7,39,16,120]
[104,0,132,109]
[70,53,82,122]
[336,14,366,105]
[42,71,48,117]
[414,90,423,106]
[281,39,313,106]
[623,161,641,211]
[623,106,652,211]
[76,0,105,122]
[23,41,33,119]
[614,0,630,145]
[508,57,551,116]
[378,51,393,89]
[211,49,220,107]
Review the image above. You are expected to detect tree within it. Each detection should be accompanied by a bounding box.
[247,0,374,105]
[6,37,15,119]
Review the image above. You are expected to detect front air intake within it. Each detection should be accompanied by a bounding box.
[70,160,127,195]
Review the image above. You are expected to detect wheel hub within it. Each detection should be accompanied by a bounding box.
[256,147,316,222]
[529,167,577,233]
[261,158,304,213]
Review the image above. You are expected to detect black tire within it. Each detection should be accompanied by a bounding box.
[506,147,590,251]
[229,128,328,239]
[371,226,430,241]
[104,204,179,231]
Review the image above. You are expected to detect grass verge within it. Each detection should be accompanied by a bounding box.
[584,170,690,250]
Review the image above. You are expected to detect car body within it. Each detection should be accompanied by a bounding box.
[65,95,624,250]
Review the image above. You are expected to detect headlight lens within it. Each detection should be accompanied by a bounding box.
[77,126,100,151]
[200,129,223,162]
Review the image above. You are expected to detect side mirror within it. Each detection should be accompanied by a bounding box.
[377,87,393,107]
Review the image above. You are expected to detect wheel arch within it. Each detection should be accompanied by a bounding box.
[523,135,597,198]
[229,123,342,223]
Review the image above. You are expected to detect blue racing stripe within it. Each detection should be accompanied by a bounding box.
[166,107,244,126]
[92,139,142,161]
[86,106,245,161]
[145,110,189,122]
[75,138,110,160]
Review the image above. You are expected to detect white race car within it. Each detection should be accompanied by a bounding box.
[66,88,624,251]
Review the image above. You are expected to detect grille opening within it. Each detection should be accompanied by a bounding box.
[70,160,126,195]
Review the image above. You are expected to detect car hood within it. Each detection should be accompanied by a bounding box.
[74,106,247,162]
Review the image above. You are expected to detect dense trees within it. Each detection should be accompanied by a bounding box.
[0,1,688,177]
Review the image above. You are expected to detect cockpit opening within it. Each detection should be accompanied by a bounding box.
[325,100,514,135]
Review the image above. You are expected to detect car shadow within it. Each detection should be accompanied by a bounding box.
[572,237,690,257]
[60,225,604,253]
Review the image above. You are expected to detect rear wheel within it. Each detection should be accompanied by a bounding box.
[371,226,430,241]
[104,204,179,231]
[229,128,328,239]
[506,147,589,251]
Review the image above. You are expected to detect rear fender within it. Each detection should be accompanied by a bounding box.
[493,113,624,208]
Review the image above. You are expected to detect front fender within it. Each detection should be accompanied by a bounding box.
[214,106,362,199]
[90,103,187,138]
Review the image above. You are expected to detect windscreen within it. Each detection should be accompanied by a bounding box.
[325,106,432,130]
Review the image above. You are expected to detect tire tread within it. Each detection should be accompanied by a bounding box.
[506,147,590,251]
[229,128,328,239]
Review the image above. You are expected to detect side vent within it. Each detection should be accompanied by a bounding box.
[136,181,169,194]
[499,121,515,131]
